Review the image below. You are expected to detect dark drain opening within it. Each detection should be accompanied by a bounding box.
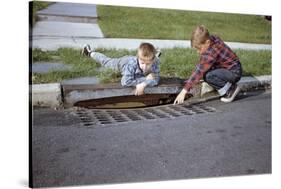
[74,93,190,109]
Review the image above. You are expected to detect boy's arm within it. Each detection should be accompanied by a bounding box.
[184,53,215,92]
[121,64,146,87]
[174,60,213,105]
[143,58,160,87]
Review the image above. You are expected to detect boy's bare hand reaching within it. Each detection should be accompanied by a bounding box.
[135,82,147,96]
[134,73,156,96]
[146,73,155,80]
[173,89,187,105]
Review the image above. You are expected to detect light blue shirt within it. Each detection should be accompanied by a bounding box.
[120,56,160,87]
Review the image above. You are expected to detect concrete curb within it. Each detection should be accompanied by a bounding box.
[31,75,271,108]
[31,83,62,108]
[62,84,184,108]
[238,75,272,91]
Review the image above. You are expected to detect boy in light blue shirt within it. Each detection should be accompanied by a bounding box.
[82,42,161,95]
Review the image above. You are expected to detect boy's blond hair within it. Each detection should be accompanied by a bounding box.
[137,42,156,61]
[191,25,210,48]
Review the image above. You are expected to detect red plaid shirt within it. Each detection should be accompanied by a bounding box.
[184,35,240,92]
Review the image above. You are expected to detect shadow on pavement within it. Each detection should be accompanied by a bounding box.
[236,89,270,102]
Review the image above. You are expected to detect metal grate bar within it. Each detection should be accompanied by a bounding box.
[76,104,216,127]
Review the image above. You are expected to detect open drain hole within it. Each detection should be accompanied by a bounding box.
[74,93,192,109]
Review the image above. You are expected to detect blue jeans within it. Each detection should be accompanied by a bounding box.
[90,52,131,72]
[203,63,242,90]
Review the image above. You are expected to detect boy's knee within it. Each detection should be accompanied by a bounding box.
[204,72,215,82]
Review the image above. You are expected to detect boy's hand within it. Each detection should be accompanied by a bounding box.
[135,82,147,96]
[173,89,188,105]
[146,73,155,80]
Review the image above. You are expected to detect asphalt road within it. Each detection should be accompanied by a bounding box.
[31,90,271,188]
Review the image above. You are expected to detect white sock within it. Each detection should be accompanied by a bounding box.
[90,51,95,58]
[218,82,232,96]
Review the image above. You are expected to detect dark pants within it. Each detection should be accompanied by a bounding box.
[203,63,242,90]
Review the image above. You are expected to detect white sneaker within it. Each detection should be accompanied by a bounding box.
[81,44,93,57]
[220,84,241,103]
[155,49,161,58]
[201,82,215,97]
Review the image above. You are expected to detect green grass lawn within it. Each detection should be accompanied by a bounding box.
[32,48,271,84]
[97,5,271,44]
[160,48,271,77]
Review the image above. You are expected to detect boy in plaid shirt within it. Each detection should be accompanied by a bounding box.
[82,42,161,96]
[174,25,242,104]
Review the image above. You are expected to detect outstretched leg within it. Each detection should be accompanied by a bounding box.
[82,44,122,71]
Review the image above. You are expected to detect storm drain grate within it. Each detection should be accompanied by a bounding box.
[76,104,216,127]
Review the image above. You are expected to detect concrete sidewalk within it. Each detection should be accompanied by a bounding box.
[31,75,271,108]
[37,2,98,18]
[33,2,104,42]
[33,37,272,51]
[33,21,104,38]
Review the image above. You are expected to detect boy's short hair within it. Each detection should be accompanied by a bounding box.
[137,42,156,61]
[191,25,210,48]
